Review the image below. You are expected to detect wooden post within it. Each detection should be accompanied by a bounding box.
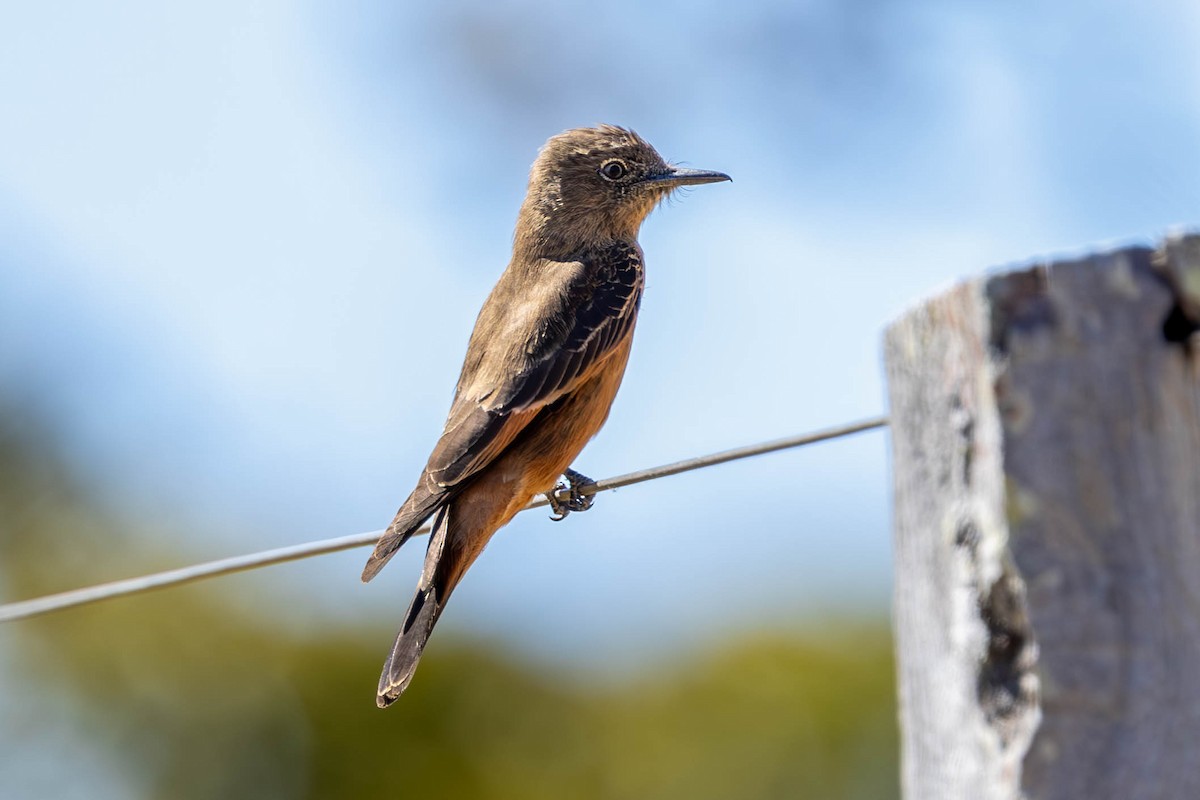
[884,232,1200,799]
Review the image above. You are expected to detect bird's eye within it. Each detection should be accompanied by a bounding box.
[599,159,628,181]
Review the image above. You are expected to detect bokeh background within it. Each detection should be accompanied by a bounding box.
[1,1,1196,798]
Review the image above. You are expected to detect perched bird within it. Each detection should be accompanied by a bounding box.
[362,124,729,707]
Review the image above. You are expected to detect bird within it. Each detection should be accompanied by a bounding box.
[362,124,729,707]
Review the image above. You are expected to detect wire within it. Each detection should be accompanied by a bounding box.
[0,416,887,624]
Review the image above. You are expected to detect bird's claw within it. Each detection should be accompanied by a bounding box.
[546,468,596,521]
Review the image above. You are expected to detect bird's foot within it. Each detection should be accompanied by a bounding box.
[546,468,597,521]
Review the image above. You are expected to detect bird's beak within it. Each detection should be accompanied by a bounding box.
[643,166,731,188]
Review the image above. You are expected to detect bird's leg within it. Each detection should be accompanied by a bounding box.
[562,468,597,514]
[546,468,597,521]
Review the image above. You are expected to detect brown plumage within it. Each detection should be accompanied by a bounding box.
[362,125,729,707]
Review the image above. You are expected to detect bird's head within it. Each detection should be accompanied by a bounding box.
[517,125,729,255]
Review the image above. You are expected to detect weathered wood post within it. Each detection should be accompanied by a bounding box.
[884,232,1200,799]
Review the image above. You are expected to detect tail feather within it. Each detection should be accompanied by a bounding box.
[376,506,453,707]
[361,485,444,583]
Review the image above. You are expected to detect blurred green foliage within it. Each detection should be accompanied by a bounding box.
[0,402,898,799]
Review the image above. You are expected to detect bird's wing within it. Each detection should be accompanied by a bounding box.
[425,248,643,488]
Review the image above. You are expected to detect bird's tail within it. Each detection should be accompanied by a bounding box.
[361,486,444,583]
[376,505,463,707]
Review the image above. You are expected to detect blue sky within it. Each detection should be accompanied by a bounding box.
[1,0,1197,662]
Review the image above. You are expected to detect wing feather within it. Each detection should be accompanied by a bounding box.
[425,246,643,488]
